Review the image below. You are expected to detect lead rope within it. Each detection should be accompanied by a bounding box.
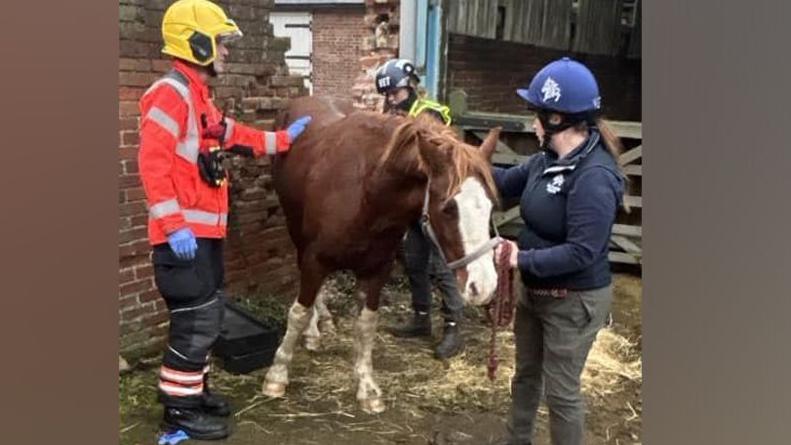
[486,240,516,381]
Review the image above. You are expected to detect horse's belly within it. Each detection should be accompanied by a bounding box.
[314,230,403,273]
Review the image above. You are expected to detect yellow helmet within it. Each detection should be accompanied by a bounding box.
[161,0,243,66]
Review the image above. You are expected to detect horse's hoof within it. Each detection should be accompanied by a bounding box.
[359,397,386,414]
[304,336,320,351]
[262,381,286,398]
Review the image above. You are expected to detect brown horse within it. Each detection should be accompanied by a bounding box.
[262,96,502,413]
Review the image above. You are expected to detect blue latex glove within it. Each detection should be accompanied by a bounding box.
[167,228,198,261]
[159,429,189,445]
[286,116,312,142]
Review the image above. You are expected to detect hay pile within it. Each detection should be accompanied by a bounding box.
[583,328,642,399]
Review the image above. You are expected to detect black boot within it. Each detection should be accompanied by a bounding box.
[389,311,432,337]
[202,375,231,417]
[162,407,229,440]
[434,322,464,359]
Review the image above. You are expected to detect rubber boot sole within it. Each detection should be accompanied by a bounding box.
[161,422,230,441]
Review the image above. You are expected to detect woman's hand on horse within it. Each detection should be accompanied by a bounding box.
[495,239,519,269]
[286,116,313,142]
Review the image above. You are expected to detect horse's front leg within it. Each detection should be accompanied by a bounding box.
[262,258,326,398]
[353,268,391,414]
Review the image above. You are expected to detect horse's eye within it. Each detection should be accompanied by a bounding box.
[441,201,458,216]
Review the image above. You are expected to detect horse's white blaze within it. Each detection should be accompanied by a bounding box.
[454,177,498,306]
[353,307,383,413]
[263,301,311,390]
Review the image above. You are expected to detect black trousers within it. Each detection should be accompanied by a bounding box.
[402,222,464,323]
[152,238,225,408]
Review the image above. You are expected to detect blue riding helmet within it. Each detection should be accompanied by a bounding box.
[516,57,601,114]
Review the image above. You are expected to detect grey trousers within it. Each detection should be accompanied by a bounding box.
[507,285,613,445]
[402,222,465,323]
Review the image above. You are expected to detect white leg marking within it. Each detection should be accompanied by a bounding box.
[304,286,337,351]
[354,307,384,413]
[303,306,321,351]
[316,291,336,335]
[263,301,311,397]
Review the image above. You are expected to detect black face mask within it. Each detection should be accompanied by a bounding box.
[535,109,598,152]
[384,88,417,114]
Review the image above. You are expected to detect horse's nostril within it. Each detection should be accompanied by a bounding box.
[470,282,479,297]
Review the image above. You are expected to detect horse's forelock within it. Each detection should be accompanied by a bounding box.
[411,116,499,206]
[378,117,426,173]
[374,113,499,206]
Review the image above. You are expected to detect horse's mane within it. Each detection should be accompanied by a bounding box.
[379,113,499,204]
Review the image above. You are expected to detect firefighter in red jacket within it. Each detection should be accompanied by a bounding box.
[138,0,311,439]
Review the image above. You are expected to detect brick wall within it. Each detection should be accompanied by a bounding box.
[311,8,366,100]
[119,0,305,359]
[352,0,400,111]
[446,33,642,121]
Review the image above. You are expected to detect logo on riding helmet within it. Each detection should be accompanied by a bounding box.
[541,77,562,103]
[161,0,243,66]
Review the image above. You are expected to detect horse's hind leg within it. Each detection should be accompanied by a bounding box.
[303,285,336,351]
[303,303,321,352]
[353,268,390,414]
[262,260,325,398]
[317,292,336,334]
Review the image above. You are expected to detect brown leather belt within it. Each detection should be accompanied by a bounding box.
[526,288,569,299]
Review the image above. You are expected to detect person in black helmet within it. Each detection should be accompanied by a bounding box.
[375,58,453,124]
[374,58,464,360]
[493,57,626,445]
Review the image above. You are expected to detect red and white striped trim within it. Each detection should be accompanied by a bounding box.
[264,131,278,155]
[158,381,204,397]
[159,366,204,385]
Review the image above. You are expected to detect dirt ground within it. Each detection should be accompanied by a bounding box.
[120,272,642,445]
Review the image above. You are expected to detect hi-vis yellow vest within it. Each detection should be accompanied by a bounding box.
[408,98,452,126]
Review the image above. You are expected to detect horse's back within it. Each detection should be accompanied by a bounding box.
[277,96,355,131]
[272,97,367,244]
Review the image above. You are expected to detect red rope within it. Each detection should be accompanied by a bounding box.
[486,241,516,381]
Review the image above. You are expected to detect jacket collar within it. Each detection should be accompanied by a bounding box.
[542,129,601,175]
[172,60,209,100]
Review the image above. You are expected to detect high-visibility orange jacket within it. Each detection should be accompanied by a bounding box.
[138,60,291,245]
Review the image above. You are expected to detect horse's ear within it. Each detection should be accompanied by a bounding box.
[479,126,502,162]
[415,128,451,176]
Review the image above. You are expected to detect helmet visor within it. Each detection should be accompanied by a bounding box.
[216,29,243,46]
